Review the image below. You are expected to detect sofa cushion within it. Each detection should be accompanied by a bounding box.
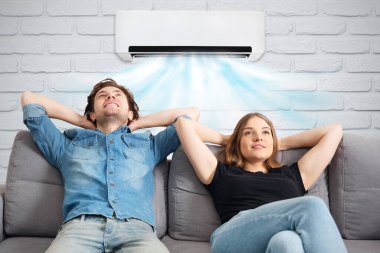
[4,131,168,238]
[168,145,220,241]
[344,239,380,253]
[153,160,169,238]
[330,132,380,240]
[161,235,211,253]
[5,131,63,237]
[0,237,53,253]
[277,148,330,209]
[168,145,329,241]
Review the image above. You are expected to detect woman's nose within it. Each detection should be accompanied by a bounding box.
[254,134,262,141]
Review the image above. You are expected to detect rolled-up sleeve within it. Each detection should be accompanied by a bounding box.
[152,124,180,164]
[23,104,66,169]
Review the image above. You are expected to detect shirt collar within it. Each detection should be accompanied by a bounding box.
[94,124,132,135]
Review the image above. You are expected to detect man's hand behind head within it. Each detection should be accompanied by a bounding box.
[80,116,96,130]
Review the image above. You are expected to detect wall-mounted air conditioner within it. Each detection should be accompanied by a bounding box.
[115,10,265,62]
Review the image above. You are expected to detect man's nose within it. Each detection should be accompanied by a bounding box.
[106,95,115,100]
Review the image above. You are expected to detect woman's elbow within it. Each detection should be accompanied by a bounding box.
[330,123,343,140]
[334,123,343,135]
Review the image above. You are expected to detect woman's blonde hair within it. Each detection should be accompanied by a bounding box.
[223,112,281,170]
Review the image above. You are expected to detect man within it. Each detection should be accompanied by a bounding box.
[21,78,200,253]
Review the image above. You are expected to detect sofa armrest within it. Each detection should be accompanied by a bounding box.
[0,184,5,242]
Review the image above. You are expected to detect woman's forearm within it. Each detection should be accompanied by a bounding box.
[279,124,342,151]
[175,117,219,184]
[180,117,228,145]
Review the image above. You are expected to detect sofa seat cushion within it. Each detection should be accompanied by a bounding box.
[0,237,53,253]
[330,133,380,240]
[161,235,210,253]
[344,239,380,253]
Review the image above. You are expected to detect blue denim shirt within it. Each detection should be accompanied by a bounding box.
[23,104,180,226]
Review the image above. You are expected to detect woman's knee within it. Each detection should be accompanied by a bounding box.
[299,196,329,216]
[266,230,304,253]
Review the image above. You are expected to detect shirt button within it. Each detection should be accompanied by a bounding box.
[112,200,117,204]
[109,140,114,144]
[110,182,115,186]
[109,171,113,175]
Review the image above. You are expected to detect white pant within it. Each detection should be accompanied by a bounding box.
[45,215,169,253]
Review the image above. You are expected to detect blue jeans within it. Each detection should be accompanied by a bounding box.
[210,196,347,253]
[45,215,169,253]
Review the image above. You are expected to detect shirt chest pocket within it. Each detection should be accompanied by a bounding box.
[70,135,98,160]
[121,133,151,162]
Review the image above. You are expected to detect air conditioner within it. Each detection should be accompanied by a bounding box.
[115,10,265,62]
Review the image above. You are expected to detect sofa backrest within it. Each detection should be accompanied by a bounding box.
[4,130,169,238]
[168,144,329,241]
[329,132,380,240]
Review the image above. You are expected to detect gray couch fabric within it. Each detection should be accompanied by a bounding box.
[330,133,380,240]
[0,130,380,253]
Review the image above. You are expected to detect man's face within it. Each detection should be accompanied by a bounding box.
[90,86,133,125]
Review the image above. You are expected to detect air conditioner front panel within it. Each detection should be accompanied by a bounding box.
[115,10,265,61]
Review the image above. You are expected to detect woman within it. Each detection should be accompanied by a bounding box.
[176,112,347,253]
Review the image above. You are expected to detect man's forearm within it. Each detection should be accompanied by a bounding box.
[130,107,200,131]
[178,117,227,146]
[21,91,93,128]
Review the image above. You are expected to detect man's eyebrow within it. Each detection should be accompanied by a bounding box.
[96,89,123,96]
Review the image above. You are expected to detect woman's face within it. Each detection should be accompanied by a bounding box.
[239,116,274,164]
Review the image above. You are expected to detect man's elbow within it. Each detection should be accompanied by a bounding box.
[21,91,34,107]
[188,106,200,121]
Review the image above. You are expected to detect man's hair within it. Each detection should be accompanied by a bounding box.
[84,78,139,125]
[223,112,281,170]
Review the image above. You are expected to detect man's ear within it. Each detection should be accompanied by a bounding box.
[89,112,96,123]
[128,111,134,122]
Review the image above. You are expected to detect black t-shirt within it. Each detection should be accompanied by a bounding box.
[206,161,307,224]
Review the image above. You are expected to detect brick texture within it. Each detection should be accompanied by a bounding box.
[296,18,346,35]
[0,1,43,16]
[0,18,18,35]
[319,2,370,17]
[47,0,99,16]
[21,18,73,35]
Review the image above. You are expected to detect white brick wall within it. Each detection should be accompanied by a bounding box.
[0,0,380,183]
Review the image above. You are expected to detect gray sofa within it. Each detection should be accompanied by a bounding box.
[0,130,379,253]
